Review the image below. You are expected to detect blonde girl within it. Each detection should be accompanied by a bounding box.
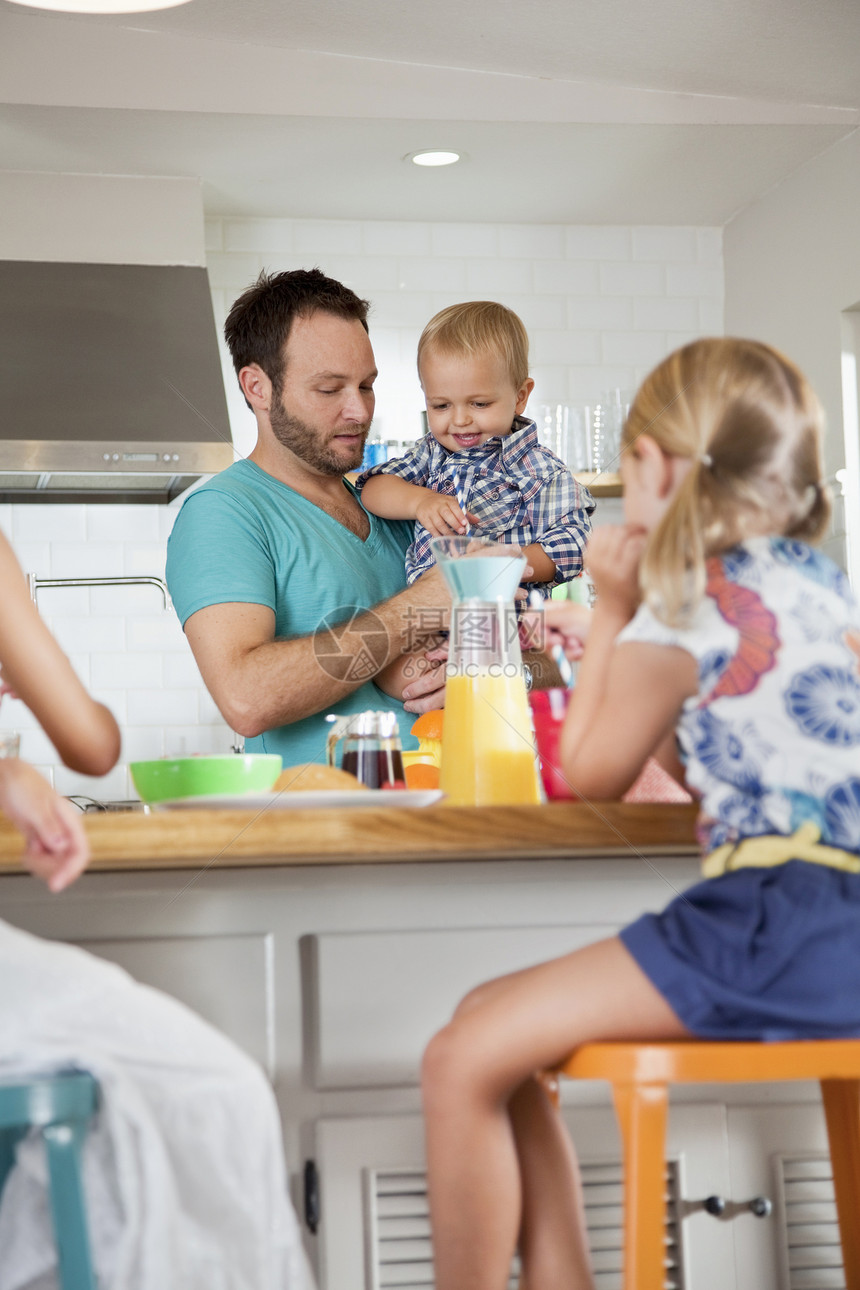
[422,338,860,1290]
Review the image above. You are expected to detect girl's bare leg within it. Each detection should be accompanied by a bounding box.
[421,935,690,1290]
[510,1075,593,1289]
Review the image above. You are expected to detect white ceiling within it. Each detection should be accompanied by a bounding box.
[0,0,858,225]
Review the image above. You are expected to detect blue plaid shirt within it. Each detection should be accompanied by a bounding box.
[356,417,595,598]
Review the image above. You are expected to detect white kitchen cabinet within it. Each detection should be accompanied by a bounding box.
[313,1104,737,1290]
[313,1100,840,1290]
[0,854,842,1289]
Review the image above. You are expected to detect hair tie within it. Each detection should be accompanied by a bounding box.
[700,452,713,468]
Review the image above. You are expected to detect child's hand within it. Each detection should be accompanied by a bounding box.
[585,524,647,622]
[520,601,592,660]
[0,760,90,892]
[415,491,480,537]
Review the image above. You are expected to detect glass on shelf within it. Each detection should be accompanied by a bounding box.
[535,391,631,481]
[597,388,630,476]
[537,403,569,466]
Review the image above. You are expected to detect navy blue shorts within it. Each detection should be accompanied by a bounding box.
[620,861,860,1040]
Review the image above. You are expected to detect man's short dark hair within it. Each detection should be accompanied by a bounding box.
[224,268,371,395]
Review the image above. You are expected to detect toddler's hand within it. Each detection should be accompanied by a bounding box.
[0,759,90,891]
[415,491,480,537]
[585,524,647,621]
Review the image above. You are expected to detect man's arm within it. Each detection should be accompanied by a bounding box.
[184,567,449,737]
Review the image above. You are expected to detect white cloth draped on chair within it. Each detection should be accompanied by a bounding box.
[0,920,314,1290]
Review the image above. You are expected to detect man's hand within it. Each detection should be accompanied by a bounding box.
[0,760,89,892]
[402,637,448,714]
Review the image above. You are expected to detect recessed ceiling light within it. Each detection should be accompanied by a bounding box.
[6,0,191,10]
[407,151,462,168]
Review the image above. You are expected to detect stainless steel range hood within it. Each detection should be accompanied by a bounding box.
[0,260,234,502]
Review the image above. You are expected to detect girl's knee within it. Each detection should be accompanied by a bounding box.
[451,978,497,1019]
[421,1017,479,1105]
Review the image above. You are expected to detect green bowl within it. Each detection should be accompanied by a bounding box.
[130,754,282,804]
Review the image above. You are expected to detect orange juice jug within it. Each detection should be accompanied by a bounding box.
[430,535,541,807]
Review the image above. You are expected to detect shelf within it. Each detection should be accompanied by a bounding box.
[348,470,622,497]
[575,471,622,498]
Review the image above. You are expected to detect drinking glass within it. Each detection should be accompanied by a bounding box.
[537,404,569,464]
[567,407,591,473]
[599,388,630,476]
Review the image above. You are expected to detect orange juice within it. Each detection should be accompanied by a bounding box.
[440,671,542,806]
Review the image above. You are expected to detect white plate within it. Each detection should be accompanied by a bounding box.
[152,789,445,811]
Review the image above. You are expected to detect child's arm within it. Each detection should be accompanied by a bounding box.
[559,525,697,799]
[520,600,591,660]
[362,474,477,536]
[524,472,594,585]
[520,542,557,582]
[0,531,121,776]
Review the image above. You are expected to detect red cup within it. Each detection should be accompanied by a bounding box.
[528,689,575,800]
[529,688,693,804]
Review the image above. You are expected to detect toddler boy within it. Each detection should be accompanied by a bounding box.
[357,301,595,598]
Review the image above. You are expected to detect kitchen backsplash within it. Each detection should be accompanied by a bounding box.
[206,218,725,460]
[8,217,725,798]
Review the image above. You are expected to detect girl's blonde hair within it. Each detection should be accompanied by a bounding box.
[627,337,831,625]
[417,301,529,389]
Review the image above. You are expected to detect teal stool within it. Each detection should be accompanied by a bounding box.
[0,1072,99,1290]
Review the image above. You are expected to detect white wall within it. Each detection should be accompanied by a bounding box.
[723,127,860,567]
[207,217,724,456]
[0,171,206,265]
[5,214,724,797]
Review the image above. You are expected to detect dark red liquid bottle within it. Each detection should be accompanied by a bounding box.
[341,745,405,789]
[327,710,407,790]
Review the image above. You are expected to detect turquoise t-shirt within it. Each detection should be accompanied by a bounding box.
[166,459,418,767]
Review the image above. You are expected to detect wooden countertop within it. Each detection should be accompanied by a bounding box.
[0,800,699,875]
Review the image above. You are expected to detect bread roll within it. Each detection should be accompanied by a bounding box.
[271,763,369,793]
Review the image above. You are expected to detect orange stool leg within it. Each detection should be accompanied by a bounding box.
[821,1078,860,1290]
[612,1080,668,1290]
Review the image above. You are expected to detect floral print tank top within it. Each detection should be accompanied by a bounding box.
[618,537,860,854]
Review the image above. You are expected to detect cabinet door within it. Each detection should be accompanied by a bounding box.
[314,1103,737,1290]
[727,1103,843,1290]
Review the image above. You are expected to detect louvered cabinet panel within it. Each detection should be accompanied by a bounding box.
[316,1104,732,1290]
[779,1156,844,1290]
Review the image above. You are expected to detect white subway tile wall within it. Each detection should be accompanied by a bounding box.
[6,217,724,797]
[4,501,233,802]
[211,218,723,447]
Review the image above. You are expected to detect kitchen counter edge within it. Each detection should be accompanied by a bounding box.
[0,801,699,874]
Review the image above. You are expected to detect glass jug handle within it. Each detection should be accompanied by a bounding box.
[326,716,350,767]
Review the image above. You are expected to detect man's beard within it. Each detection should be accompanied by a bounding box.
[270,396,370,475]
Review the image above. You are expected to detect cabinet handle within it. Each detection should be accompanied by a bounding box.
[304,1159,320,1233]
[693,1193,772,1221]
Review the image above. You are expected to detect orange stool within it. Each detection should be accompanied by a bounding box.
[553,1039,860,1290]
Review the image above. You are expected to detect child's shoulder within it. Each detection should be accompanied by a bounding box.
[711,537,853,602]
[503,420,572,478]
